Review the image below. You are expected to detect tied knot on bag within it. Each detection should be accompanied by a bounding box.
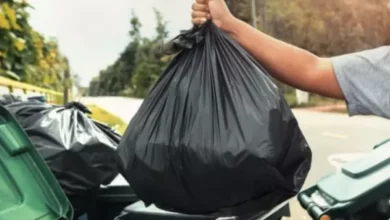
[64,101,92,114]
[162,20,214,55]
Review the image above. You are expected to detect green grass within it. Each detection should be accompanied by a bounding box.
[283,92,345,109]
[284,92,298,107]
[86,104,127,134]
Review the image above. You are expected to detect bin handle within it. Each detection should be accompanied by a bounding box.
[298,193,325,219]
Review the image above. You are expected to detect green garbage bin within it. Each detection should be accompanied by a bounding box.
[298,139,390,219]
[0,106,73,220]
[96,175,139,220]
[75,174,139,220]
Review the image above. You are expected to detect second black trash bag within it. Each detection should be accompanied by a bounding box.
[117,21,312,214]
[5,101,55,125]
[0,93,23,106]
[10,101,120,216]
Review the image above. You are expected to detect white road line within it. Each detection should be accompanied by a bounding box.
[321,132,348,139]
[328,153,365,169]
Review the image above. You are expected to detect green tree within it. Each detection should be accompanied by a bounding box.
[0,0,69,91]
[229,0,252,25]
[230,0,390,105]
[130,9,170,97]
[90,13,142,97]
[263,0,390,56]
[90,9,170,98]
[88,76,100,96]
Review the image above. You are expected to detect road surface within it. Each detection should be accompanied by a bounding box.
[82,96,390,219]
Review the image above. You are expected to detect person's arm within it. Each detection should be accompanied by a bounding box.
[223,18,345,99]
[227,19,390,118]
[330,46,390,118]
[192,0,390,118]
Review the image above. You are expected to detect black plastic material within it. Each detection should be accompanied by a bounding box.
[118,21,312,214]
[27,95,47,103]
[0,93,23,105]
[93,119,122,144]
[298,139,390,220]
[6,101,120,217]
[115,201,290,220]
[5,101,55,125]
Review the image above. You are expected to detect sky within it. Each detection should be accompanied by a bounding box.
[28,0,194,87]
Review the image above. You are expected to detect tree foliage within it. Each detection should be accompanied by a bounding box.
[229,0,390,99]
[91,1,390,98]
[89,9,170,97]
[230,0,390,56]
[0,0,69,91]
[264,0,390,56]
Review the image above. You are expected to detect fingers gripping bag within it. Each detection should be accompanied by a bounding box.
[117,21,312,214]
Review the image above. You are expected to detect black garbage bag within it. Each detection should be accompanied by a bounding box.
[5,101,55,126]
[0,93,24,106]
[7,101,120,215]
[117,21,312,215]
[93,119,122,144]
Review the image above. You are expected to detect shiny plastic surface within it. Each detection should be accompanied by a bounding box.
[118,21,312,214]
[7,101,120,215]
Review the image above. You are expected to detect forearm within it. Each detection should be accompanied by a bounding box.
[224,19,344,99]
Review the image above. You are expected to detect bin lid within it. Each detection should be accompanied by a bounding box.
[317,140,390,202]
[0,106,73,220]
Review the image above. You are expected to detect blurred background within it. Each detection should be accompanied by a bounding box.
[2,0,390,219]
[2,0,390,108]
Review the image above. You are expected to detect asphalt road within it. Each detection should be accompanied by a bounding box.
[82,96,390,219]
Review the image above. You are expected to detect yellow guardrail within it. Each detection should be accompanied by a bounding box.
[0,76,65,104]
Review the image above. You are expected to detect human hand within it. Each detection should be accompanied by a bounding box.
[191,0,236,32]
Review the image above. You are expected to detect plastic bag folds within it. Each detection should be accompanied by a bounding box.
[6,101,120,213]
[118,21,312,214]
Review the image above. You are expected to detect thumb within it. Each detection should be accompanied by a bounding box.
[209,0,229,8]
[208,0,230,13]
[208,0,225,4]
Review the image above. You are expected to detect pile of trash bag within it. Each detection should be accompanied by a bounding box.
[0,93,24,106]
[5,101,55,125]
[117,21,312,214]
[6,101,121,214]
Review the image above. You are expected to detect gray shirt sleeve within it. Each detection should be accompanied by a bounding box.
[331,46,390,119]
